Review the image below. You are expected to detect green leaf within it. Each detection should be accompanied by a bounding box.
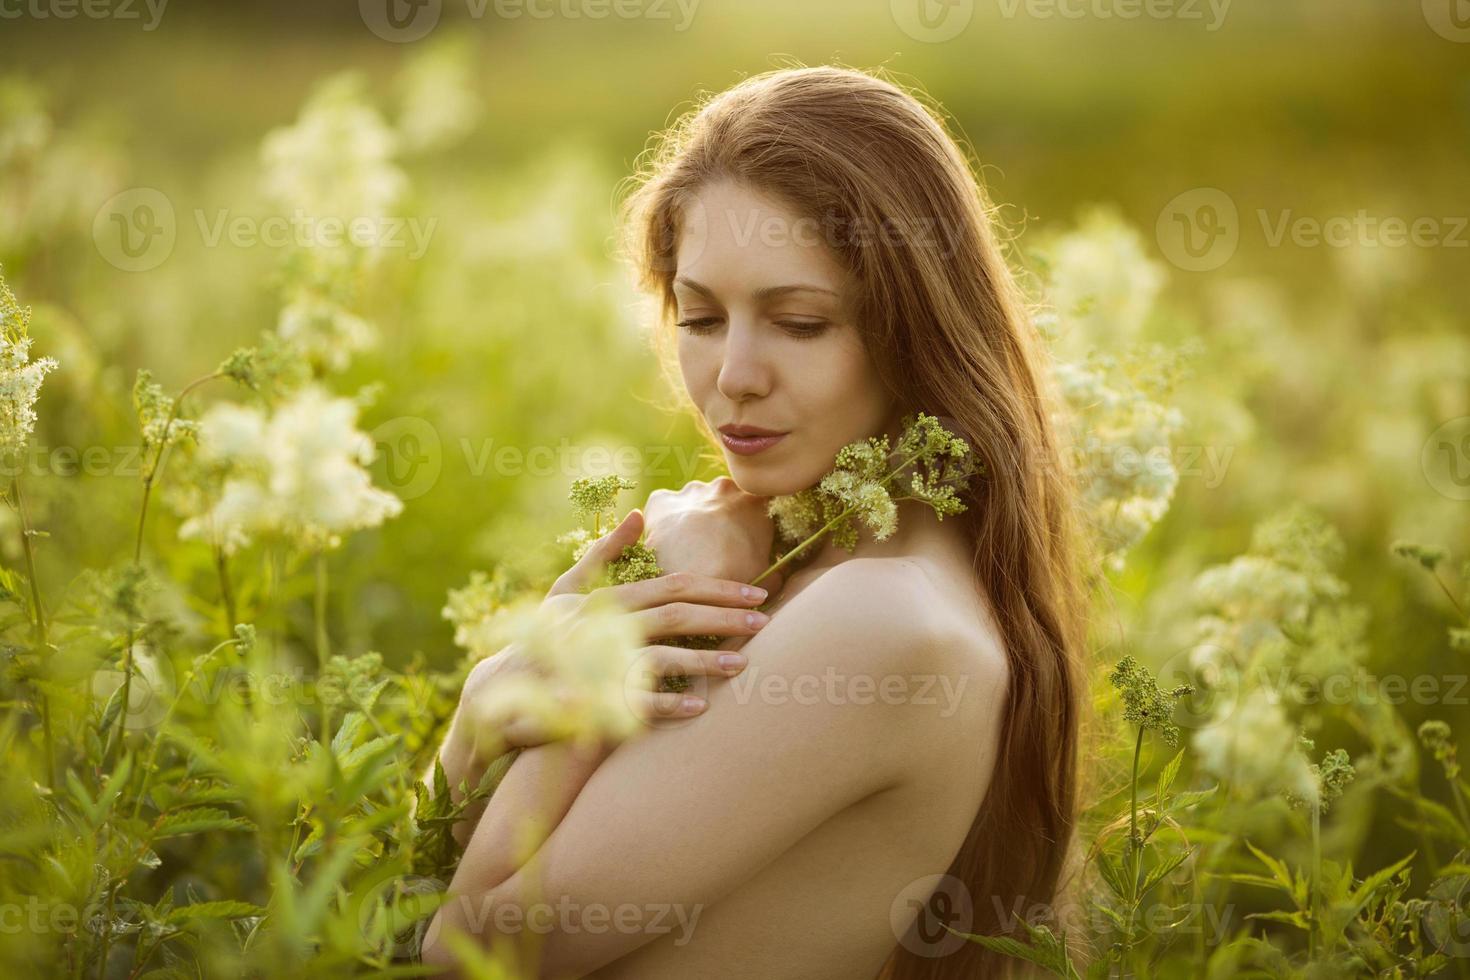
[1155,748,1186,804]
[950,932,1070,977]
[153,807,253,839]
[1139,847,1192,899]
[1212,872,1290,892]
[1245,840,1295,894]
[1245,909,1311,930]
[165,901,267,926]
[1095,848,1129,899]
[331,710,368,756]
[1345,852,1416,917]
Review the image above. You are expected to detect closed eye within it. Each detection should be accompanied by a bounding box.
[675,316,721,335]
[674,317,830,341]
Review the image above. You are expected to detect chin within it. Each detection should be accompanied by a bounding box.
[724,463,811,498]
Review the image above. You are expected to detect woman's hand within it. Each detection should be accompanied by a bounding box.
[453,508,770,756]
[642,475,786,593]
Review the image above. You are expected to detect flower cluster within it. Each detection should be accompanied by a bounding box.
[1108,654,1193,747]
[261,72,406,227]
[1052,351,1185,572]
[1417,719,1460,782]
[179,385,403,553]
[1186,508,1370,803]
[1193,687,1320,804]
[441,568,517,660]
[767,412,975,566]
[460,589,645,752]
[558,475,638,564]
[1031,210,1192,573]
[0,269,58,456]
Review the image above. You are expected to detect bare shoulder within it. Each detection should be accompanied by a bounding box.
[774,556,1009,706]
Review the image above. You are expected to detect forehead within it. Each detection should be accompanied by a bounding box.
[673,179,849,296]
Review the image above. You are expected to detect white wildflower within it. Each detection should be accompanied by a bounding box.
[181,385,402,552]
[276,291,377,374]
[1193,688,1319,805]
[261,73,406,226]
[464,590,645,750]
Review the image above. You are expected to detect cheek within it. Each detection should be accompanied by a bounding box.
[676,336,709,399]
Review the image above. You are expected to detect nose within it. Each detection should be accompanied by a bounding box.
[715,317,773,402]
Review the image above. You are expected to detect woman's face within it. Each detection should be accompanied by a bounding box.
[672,179,896,496]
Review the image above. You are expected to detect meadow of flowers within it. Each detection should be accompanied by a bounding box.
[1,7,1468,978]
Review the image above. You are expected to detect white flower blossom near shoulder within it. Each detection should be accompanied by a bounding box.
[181,386,402,552]
[461,590,645,753]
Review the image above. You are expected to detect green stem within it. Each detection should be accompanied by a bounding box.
[129,636,243,824]
[1121,726,1145,969]
[1449,769,1470,835]
[1309,800,1320,961]
[1431,569,1466,619]
[11,476,54,788]
[214,543,237,634]
[316,550,331,742]
[111,371,224,767]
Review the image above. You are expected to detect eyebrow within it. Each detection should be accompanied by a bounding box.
[674,278,840,302]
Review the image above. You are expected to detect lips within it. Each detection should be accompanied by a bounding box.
[718,425,786,438]
[719,429,787,456]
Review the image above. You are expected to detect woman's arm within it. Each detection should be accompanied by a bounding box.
[423,655,617,863]
[420,558,1004,979]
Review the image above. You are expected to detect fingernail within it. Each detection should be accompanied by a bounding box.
[742,585,767,601]
[718,653,747,673]
[681,696,706,713]
[746,611,769,629]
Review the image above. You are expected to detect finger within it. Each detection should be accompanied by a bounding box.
[628,688,708,723]
[602,571,768,613]
[632,644,749,684]
[630,601,770,641]
[548,509,645,596]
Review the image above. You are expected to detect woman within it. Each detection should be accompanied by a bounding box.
[423,65,1091,979]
